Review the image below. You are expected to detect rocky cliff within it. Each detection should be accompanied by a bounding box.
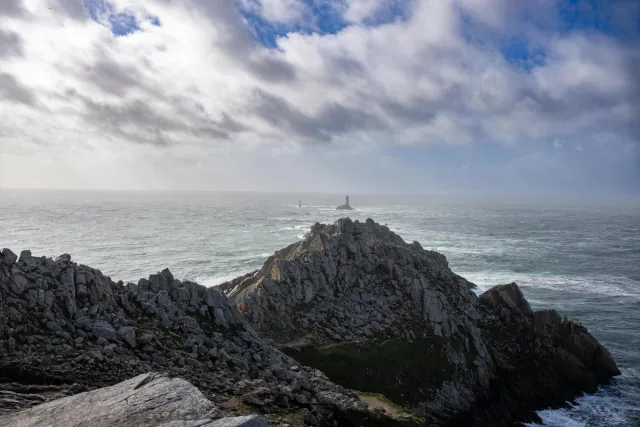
[0,247,414,427]
[222,218,620,426]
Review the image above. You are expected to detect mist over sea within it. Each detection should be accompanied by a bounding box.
[1,189,639,426]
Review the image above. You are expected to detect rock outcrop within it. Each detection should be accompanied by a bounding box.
[0,247,412,426]
[0,372,267,427]
[222,218,620,426]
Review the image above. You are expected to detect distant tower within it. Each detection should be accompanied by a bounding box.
[336,194,354,210]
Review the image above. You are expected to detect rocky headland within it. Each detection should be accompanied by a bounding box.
[0,218,620,426]
[221,218,620,426]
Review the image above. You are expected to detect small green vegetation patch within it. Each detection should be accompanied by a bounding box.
[282,336,453,411]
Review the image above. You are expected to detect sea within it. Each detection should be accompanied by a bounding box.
[1,190,639,426]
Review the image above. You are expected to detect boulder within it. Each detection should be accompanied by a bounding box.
[0,373,267,427]
[18,250,32,263]
[1,248,18,265]
[117,326,137,348]
[92,321,118,341]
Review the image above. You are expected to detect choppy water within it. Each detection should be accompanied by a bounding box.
[1,190,639,426]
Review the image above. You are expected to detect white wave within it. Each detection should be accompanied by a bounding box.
[278,225,312,231]
[196,272,246,287]
[525,389,632,427]
[458,270,640,299]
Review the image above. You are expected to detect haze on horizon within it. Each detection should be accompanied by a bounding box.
[0,0,638,197]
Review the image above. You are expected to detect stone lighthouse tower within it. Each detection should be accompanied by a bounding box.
[336,195,354,210]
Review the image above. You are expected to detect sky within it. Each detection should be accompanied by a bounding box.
[0,0,638,196]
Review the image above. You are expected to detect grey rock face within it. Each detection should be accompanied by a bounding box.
[220,218,620,426]
[0,246,379,425]
[0,373,267,427]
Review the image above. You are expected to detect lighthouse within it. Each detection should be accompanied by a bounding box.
[336,195,354,210]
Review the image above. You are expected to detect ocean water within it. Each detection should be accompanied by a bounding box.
[1,190,639,426]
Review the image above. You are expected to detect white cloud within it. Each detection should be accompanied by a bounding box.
[260,0,310,24]
[0,0,637,192]
[343,0,384,23]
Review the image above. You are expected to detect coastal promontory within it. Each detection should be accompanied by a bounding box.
[221,218,620,426]
[0,219,619,426]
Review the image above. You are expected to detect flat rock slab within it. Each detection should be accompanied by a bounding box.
[159,415,268,426]
[0,373,266,427]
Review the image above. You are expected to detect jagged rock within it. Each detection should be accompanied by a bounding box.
[1,248,18,265]
[55,253,71,263]
[222,218,620,426]
[0,373,267,427]
[0,247,386,426]
[18,250,31,263]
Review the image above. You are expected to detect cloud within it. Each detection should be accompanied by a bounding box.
[0,72,36,105]
[259,0,311,25]
[52,0,90,21]
[343,0,385,23]
[0,0,24,17]
[0,29,23,57]
[0,0,638,193]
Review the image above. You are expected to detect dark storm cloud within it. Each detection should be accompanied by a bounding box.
[0,30,23,57]
[0,72,36,106]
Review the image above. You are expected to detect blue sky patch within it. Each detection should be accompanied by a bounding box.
[84,0,161,37]
[239,0,411,48]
